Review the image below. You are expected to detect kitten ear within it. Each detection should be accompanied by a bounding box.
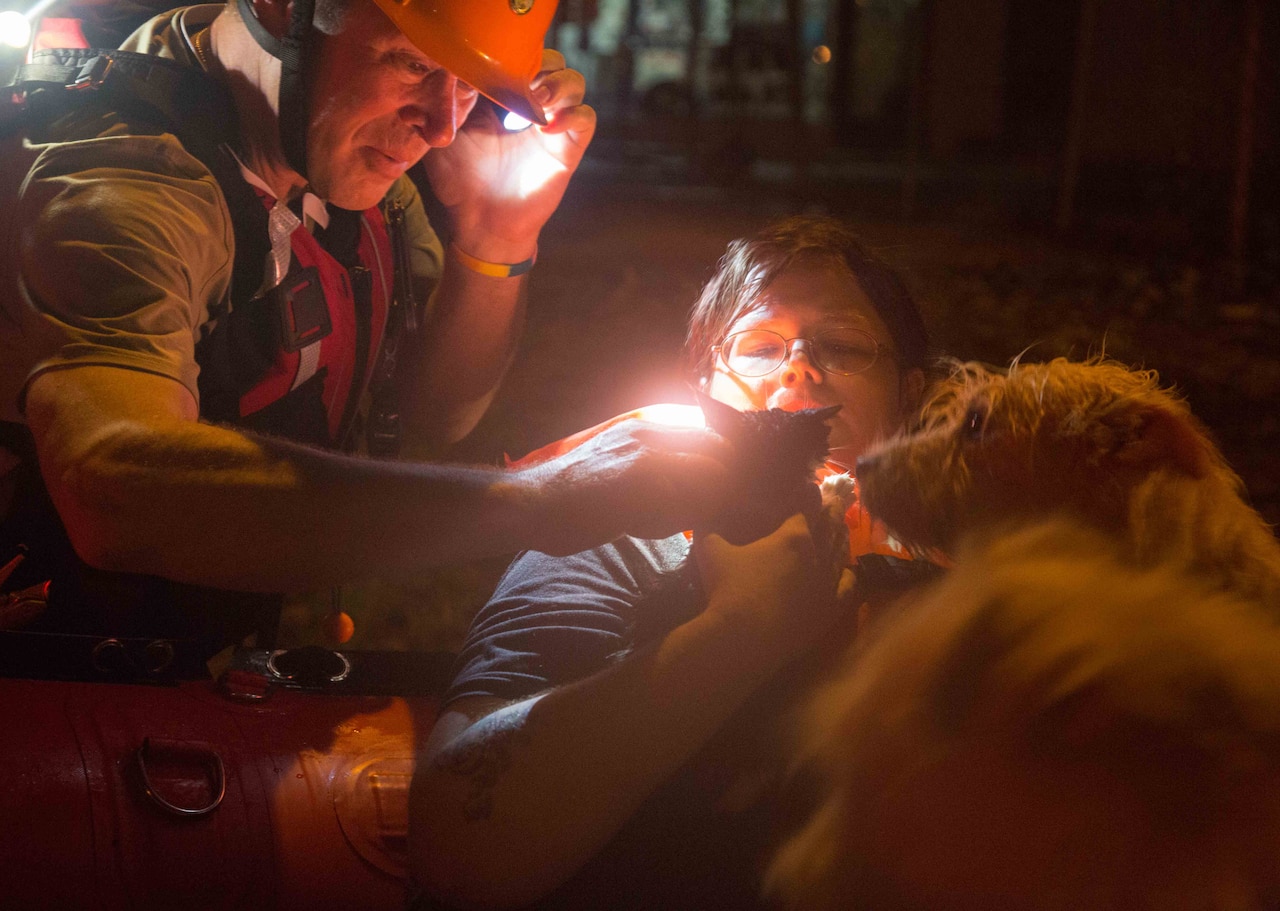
[809,403,843,422]
[1108,402,1212,479]
[695,390,746,435]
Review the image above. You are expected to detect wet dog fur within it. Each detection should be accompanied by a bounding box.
[854,357,1280,603]
[769,519,1280,911]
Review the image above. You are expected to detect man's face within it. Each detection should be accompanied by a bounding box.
[306,0,479,209]
[704,255,917,467]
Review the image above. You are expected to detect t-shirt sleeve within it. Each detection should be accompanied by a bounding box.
[14,131,233,410]
[445,535,696,706]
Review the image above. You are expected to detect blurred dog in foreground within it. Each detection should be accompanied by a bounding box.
[770,520,1280,911]
[769,358,1280,910]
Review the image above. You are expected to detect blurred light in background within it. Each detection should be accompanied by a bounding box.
[0,10,31,49]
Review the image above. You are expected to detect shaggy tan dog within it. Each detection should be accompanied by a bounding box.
[855,357,1280,602]
[768,358,1280,910]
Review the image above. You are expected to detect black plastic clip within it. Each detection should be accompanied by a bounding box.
[70,55,114,91]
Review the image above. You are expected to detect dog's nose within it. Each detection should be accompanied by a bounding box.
[855,454,878,475]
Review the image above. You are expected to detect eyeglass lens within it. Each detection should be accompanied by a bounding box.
[720,328,881,377]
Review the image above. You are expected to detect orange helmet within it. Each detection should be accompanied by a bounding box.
[367,0,559,125]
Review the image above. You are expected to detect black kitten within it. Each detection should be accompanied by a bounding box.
[697,392,841,544]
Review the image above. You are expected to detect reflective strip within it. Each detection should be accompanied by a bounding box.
[266,200,300,289]
[231,150,328,228]
[268,199,322,391]
[291,340,321,391]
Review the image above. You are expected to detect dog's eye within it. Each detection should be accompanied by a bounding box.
[962,406,987,440]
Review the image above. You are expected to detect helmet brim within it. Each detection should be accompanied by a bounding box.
[368,0,555,127]
[439,48,548,126]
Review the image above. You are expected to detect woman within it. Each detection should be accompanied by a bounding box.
[410,216,934,911]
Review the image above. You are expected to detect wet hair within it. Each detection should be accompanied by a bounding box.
[685,216,929,381]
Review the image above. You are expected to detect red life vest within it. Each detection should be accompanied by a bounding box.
[232,190,395,448]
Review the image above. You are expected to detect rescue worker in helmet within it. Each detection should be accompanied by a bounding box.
[0,0,732,662]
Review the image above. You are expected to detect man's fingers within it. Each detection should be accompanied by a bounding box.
[593,420,734,466]
[533,66,586,110]
[537,48,567,73]
[629,423,734,462]
[541,104,597,142]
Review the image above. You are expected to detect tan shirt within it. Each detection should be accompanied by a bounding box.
[0,5,443,427]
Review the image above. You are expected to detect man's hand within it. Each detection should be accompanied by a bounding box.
[514,419,732,556]
[425,50,596,263]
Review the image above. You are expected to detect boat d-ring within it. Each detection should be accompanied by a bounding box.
[134,737,226,818]
[266,646,351,686]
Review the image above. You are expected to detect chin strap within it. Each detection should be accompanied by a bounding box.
[235,0,314,182]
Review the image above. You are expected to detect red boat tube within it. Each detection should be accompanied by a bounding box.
[0,646,451,911]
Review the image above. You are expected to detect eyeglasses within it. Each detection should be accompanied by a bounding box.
[713,327,894,378]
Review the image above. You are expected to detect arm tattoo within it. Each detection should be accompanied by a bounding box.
[432,701,535,822]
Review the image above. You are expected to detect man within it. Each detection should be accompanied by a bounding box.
[411,216,936,910]
[0,0,731,656]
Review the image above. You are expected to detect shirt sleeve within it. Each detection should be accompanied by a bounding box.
[13,128,233,411]
[445,535,698,706]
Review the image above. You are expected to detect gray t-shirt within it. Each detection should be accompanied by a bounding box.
[441,536,939,911]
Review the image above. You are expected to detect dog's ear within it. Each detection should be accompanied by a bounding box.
[1106,402,1211,479]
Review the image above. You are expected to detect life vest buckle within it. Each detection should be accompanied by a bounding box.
[69,54,113,91]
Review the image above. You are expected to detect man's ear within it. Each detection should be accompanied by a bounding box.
[899,367,926,417]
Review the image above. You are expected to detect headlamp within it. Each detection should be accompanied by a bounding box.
[502,110,533,132]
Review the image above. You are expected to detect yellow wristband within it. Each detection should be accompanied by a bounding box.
[449,243,537,278]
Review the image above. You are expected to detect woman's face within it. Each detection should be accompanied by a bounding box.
[704,255,921,467]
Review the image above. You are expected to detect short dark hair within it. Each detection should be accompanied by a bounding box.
[685,216,929,379]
